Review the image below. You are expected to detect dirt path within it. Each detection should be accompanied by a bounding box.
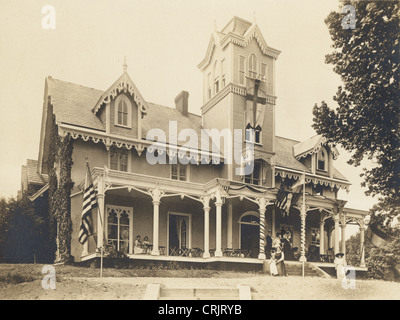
[2,275,400,300]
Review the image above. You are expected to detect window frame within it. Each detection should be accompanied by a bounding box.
[105,205,134,254]
[244,160,262,185]
[239,55,246,85]
[114,94,132,128]
[248,54,258,79]
[170,163,189,181]
[316,147,328,172]
[109,147,130,172]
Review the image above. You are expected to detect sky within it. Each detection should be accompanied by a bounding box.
[0,0,378,218]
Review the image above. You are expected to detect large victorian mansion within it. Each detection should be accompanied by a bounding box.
[20,16,368,270]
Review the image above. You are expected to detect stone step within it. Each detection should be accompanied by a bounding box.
[143,284,251,300]
[160,288,239,298]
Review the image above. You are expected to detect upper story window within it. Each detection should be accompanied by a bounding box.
[110,147,128,172]
[171,163,188,181]
[260,63,267,82]
[207,73,212,99]
[249,54,258,79]
[245,160,262,185]
[221,59,226,88]
[214,60,219,94]
[115,95,131,128]
[245,123,261,144]
[239,55,245,85]
[317,147,327,171]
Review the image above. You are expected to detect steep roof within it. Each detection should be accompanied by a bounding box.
[275,136,348,182]
[45,76,348,181]
[47,77,105,131]
[26,159,48,185]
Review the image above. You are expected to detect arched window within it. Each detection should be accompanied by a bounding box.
[249,54,258,79]
[317,147,327,171]
[114,95,131,127]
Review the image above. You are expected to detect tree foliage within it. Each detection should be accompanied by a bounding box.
[312,1,400,225]
[0,195,53,263]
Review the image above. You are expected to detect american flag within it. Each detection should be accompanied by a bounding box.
[78,161,98,245]
[275,182,291,216]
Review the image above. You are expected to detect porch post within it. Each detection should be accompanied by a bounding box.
[150,186,163,256]
[360,220,366,267]
[227,201,233,249]
[334,214,340,254]
[319,213,325,256]
[97,177,105,249]
[341,214,347,255]
[272,206,276,236]
[202,196,211,258]
[258,197,267,260]
[215,191,223,257]
[299,207,307,262]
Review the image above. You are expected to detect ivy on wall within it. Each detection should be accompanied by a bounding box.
[48,114,74,263]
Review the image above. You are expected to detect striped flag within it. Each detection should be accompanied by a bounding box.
[275,182,291,216]
[78,161,98,245]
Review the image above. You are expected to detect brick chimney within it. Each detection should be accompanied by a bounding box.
[175,91,189,116]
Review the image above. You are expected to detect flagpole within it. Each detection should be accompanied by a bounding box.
[301,171,306,278]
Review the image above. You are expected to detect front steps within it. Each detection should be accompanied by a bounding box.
[143,284,252,300]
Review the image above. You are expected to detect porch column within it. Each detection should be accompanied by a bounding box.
[360,220,366,267]
[341,214,347,255]
[319,213,325,256]
[202,196,211,258]
[334,214,340,254]
[215,191,223,257]
[272,206,276,236]
[257,197,267,260]
[97,177,105,250]
[227,201,233,249]
[150,186,163,256]
[299,207,308,262]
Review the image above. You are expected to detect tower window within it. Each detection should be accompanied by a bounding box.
[249,54,258,79]
[214,60,219,94]
[221,59,226,88]
[245,160,262,185]
[245,123,261,144]
[260,63,267,82]
[239,55,245,85]
[207,73,212,99]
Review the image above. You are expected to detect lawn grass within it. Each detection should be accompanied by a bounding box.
[0,263,260,286]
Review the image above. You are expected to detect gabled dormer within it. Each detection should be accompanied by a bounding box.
[293,135,340,178]
[92,61,148,139]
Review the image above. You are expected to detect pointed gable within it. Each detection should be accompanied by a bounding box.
[293,135,339,160]
[92,71,148,118]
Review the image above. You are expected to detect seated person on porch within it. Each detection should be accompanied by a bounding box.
[142,236,152,253]
[134,235,144,254]
[307,245,319,262]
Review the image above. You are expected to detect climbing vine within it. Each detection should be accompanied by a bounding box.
[48,114,74,263]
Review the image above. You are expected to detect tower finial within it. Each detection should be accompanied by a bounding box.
[214,19,217,32]
[123,56,127,73]
[253,11,257,24]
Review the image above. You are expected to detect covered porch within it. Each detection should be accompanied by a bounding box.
[77,167,368,268]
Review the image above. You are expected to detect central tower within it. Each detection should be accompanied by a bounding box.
[198,16,281,185]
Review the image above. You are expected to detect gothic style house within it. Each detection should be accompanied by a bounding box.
[22,16,368,268]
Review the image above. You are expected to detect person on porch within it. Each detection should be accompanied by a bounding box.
[134,235,144,254]
[282,232,294,261]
